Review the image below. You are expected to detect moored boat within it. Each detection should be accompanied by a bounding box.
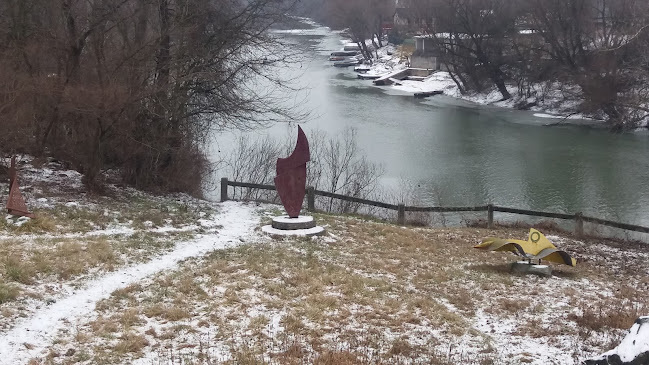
[334,59,362,67]
[330,51,359,57]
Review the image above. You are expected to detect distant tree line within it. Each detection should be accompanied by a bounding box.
[293,0,395,60]
[409,0,649,131]
[0,0,300,194]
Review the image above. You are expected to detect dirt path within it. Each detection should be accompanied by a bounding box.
[0,201,258,364]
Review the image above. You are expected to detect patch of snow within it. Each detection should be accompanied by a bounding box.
[598,316,649,362]
[474,309,575,364]
[261,225,325,236]
[534,113,590,120]
[5,215,31,227]
[387,71,459,95]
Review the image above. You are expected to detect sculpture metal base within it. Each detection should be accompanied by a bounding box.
[511,261,552,277]
[263,215,325,237]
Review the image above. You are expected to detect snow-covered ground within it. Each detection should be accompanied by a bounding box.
[0,201,258,364]
[0,158,647,364]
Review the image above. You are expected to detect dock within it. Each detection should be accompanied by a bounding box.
[373,68,436,86]
[373,69,409,86]
[357,74,381,80]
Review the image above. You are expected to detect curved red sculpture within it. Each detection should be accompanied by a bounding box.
[275,126,310,218]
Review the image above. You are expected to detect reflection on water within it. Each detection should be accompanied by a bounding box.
[210,25,649,229]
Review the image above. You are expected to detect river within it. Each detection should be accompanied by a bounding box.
[210,21,649,232]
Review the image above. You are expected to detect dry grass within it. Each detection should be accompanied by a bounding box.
[113,332,150,354]
[0,237,119,284]
[0,230,192,311]
[0,190,211,336]
[14,209,649,364]
[0,283,19,304]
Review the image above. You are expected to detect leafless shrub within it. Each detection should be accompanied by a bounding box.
[317,128,383,213]
[225,135,282,202]
[223,127,384,214]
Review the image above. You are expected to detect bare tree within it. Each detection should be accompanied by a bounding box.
[327,0,393,59]
[319,128,383,213]
[0,0,305,194]
[525,0,649,129]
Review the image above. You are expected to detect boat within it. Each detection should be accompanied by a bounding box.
[354,65,371,73]
[343,44,361,52]
[330,51,359,57]
[414,90,443,98]
[334,59,362,67]
[357,73,382,80]
[329,56,346,61]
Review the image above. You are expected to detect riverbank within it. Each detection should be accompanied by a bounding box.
[1,157,647,364]
[360,52,596,123]
[318,23,598,125]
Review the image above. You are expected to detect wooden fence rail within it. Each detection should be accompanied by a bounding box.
[220,177,649,237]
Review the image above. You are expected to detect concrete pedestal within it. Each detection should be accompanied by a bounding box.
[262,215,325,237]
[271,215,316,230]
[511,261,552,277]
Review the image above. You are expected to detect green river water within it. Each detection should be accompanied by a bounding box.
[211,22,649,233]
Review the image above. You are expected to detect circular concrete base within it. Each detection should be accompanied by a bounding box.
[271,215,316,230]
[262,224,325,237]
[511,261,552,277]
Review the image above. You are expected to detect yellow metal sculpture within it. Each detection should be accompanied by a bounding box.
[474,228,576,266]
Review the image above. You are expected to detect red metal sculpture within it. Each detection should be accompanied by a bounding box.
[6,156,35,218]
[275,126,310,218]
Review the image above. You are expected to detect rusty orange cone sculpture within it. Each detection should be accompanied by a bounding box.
[274,126,310,218]
[6,156,34,218]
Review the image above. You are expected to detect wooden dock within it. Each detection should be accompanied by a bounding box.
[373,68,436,86]
[373,69,410,86]
[357,74,381,80]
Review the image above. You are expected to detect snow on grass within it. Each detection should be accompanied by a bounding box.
[0,156,228,336]
[1,155,647,364]
[18,211,646,364]
[0,200,259,364]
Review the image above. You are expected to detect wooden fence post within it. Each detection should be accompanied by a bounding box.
[397,204,405,225]
[220,177,228,202]
[575,212,584,236]
[487,204,494,229]
[307,186,315,211]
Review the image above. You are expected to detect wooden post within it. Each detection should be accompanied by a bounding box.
[397,204,405,225]
[307,186,315,211]
[220,177,228,202]
[575,212,584,236]
[487,204,494,229]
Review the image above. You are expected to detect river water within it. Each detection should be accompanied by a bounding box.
[210,23,649,230]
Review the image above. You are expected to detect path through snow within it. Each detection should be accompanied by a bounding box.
[0,201,259,364]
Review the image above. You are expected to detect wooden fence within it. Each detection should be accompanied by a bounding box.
[220,178,649,237]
